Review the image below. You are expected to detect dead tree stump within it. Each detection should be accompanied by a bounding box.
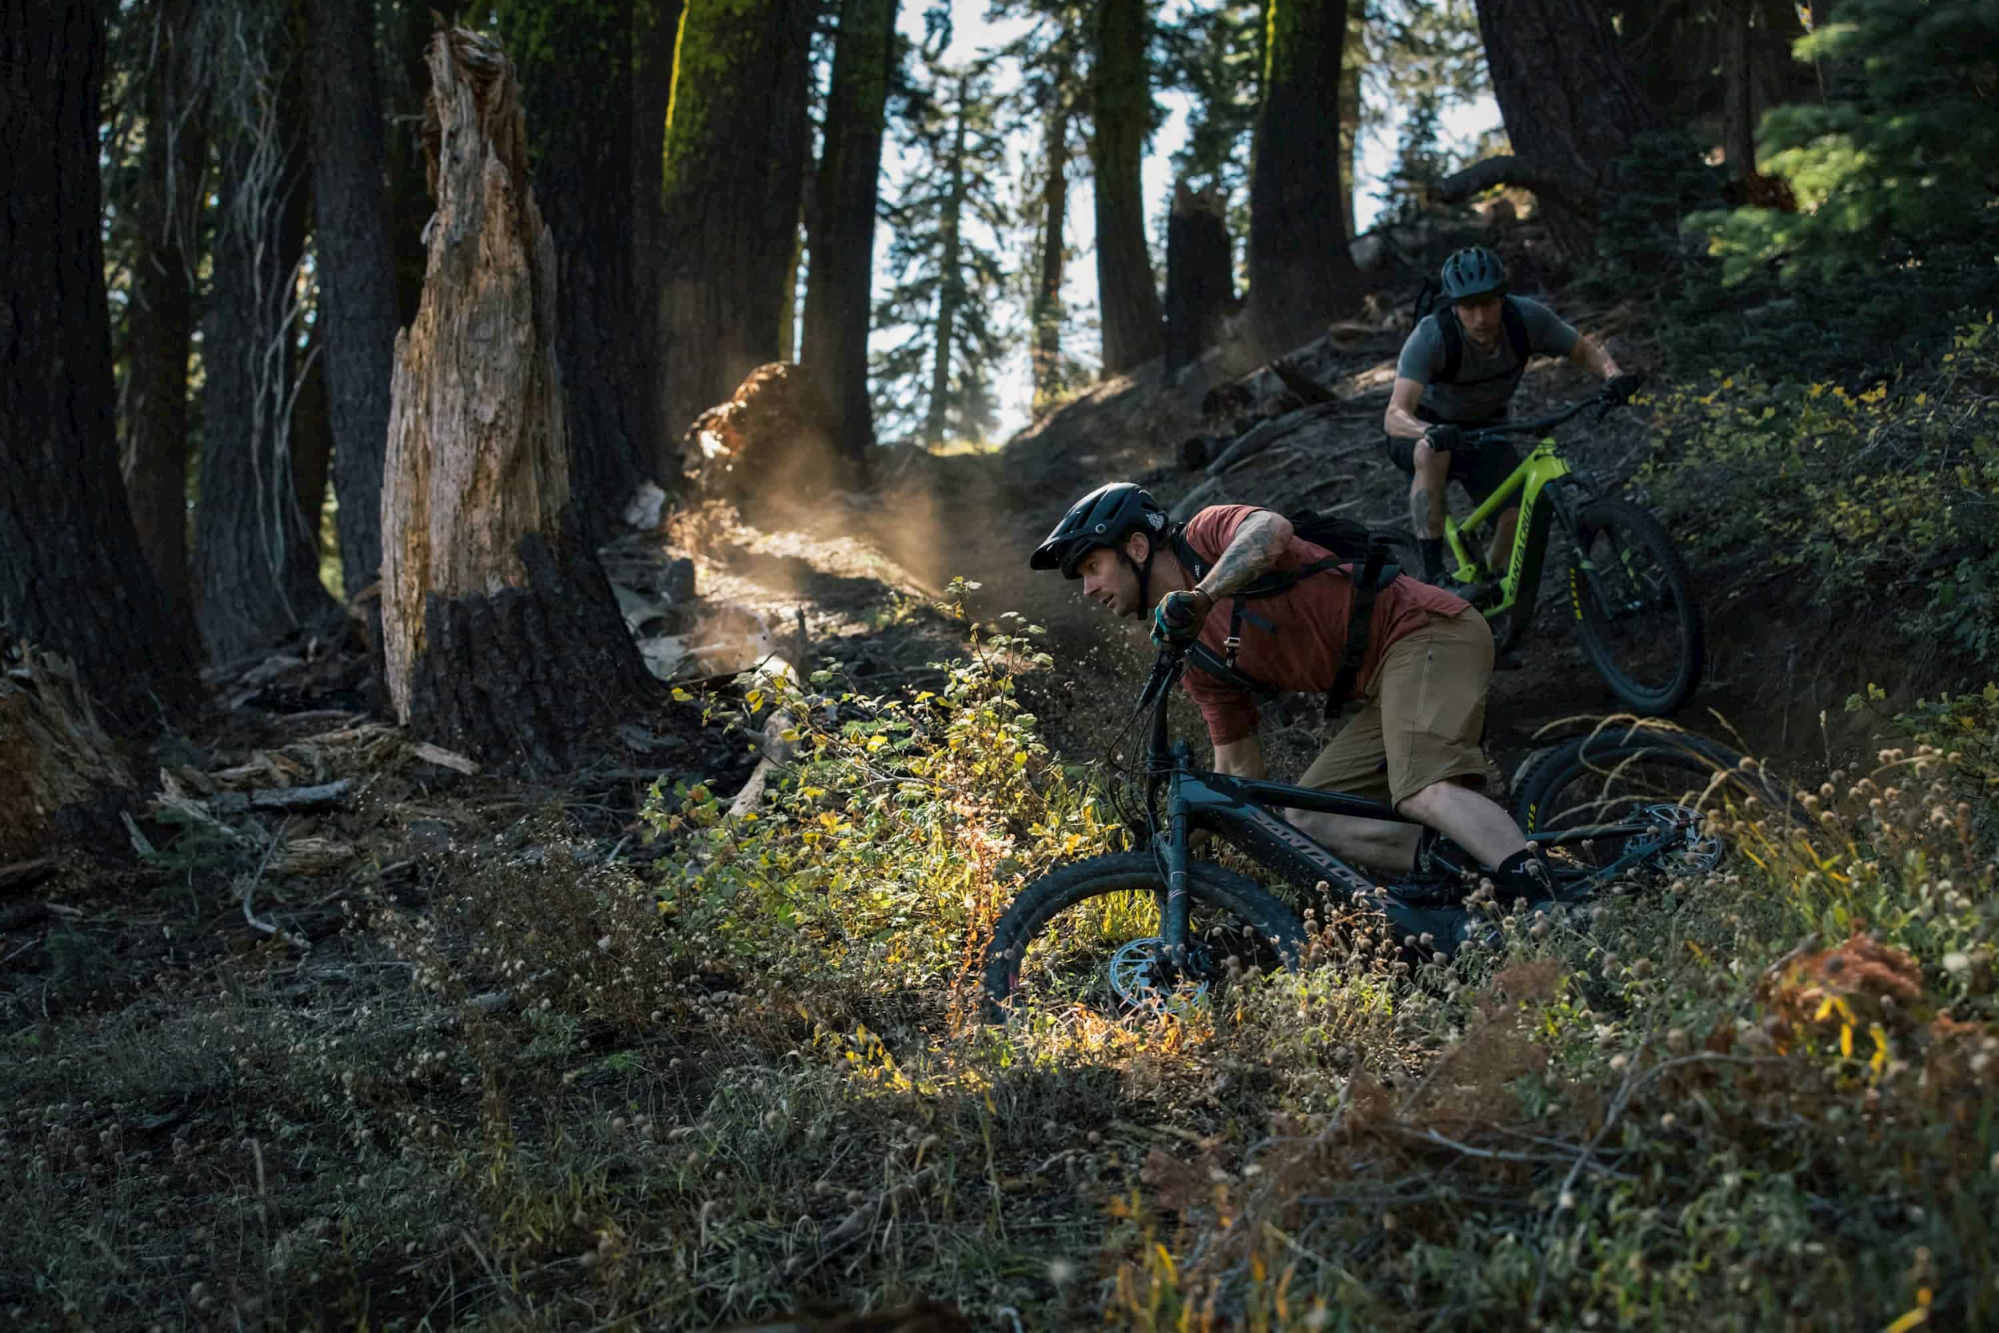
[1164,183,1236,377]
[379,27,656,774]
[0,642,133,861]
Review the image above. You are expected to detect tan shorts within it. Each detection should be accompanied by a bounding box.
[1296,608,1494,809]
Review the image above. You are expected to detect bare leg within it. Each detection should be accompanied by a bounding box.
[1408,441,1451,541]
[1394,779,1526,868]
[1282,807,1423,874]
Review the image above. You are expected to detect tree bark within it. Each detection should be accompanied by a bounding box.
[496,0,659,540]
[1030,88,1072,411]
[1164,183,1234,376]
[1,0,200,720]
[382,27,657,774]
[801,0,897,463]
[632,0,682,459]
[291,321,334,566]
[387,1,462,325]
[195,20,339,665]
[120,0,208,642]
[304,0,399,601]
[922,77,972,446]
[1465,0,1665,259]
[1338,6,1362,240]
[1090,0,1164,375]
[657,0,817,467]
[1247,0,1362,357]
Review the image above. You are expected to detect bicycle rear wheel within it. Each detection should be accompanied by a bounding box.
[981,852,1305,1023]
[1514,729,1794,875]
[1567,498,1704,716]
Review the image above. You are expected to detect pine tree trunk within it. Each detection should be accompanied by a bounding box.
[923,79,970,446]
[1454,0,1665,259]
[291,326,333,556]
[1,0,200,720]
[195,24,339,665]
[1248,0,1361,357]
[1090,0,1164,375]
[801,0,897,463]
[1338,6,1362,240]
[497,0,658,539]
[304,0,399,600]
[657,0,816,464]
[633,0,682,456]
[1031,93,1071,411]
[1164,184,1234,376]
[382,28,657,774]
[121,0,207,642]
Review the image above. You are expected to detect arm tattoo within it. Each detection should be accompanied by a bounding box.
[1196,512,1287,599]
[1410,485,1442,538]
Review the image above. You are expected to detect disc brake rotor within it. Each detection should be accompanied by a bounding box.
[1107,937,1210,1017]
[1643,803,1723,875]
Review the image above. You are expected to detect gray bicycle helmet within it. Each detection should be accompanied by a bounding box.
[1030,482,1169,579]
[1439,246,1507,303]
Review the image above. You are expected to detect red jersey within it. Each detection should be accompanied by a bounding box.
[1179,504,1470,745]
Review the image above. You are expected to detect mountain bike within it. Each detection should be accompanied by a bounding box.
[1435,385,1705,716]
[981,644,1783,1023]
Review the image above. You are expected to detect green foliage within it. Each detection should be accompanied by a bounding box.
[643,590,1116,1004]
[1640,312,1999,660]
[1689,0,1999,285]
[1582,128,1731,296]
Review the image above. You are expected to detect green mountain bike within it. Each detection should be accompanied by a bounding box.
[1436,386,1704,716]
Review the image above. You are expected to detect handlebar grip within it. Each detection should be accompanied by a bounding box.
[1606,371,1647,404]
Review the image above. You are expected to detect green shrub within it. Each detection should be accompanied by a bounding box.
[1639,312,1999,659]
[641,590,1117,1015]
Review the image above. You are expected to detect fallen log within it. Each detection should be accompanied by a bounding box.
[208,780,354,816]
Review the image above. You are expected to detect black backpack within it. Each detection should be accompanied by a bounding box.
[1170,510,1401,721]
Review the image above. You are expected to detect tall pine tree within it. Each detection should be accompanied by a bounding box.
[1090,0,1164,373]
[871,59,1014,446]
[800,0,900,462]
[1247,0,1362,355]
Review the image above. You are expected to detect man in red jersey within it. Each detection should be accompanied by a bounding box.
[1031,482,1548,899]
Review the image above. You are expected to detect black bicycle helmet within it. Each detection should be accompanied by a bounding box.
[1030,482,1169,579]
[1439,246,1507,303]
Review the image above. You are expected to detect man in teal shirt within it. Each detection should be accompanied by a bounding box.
[1383,246,1625,590]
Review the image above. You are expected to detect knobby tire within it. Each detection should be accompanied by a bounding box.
[981,852,1305,1024]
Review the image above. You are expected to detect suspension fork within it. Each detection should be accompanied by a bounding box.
[1159,744,1195,970]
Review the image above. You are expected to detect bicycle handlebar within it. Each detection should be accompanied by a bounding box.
[1458,372,1646,447]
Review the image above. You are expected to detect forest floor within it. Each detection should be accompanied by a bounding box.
[5,314,1993,1332]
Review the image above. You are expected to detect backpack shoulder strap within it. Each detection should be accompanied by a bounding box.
[1321,536,1397,720]
[1433,307,1464,385]
[1501,296,1530,367]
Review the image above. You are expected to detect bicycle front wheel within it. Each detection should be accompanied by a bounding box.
[1567,497,1704,716]
[981,852,1305,1024]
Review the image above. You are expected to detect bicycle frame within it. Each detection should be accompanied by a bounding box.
[1442,439,1582,623]
[1133,647,1674,972]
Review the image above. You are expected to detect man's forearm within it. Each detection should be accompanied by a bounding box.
[1571,334,1621,379]
[1384,405,1429,439]
[1195,512,1291,599]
